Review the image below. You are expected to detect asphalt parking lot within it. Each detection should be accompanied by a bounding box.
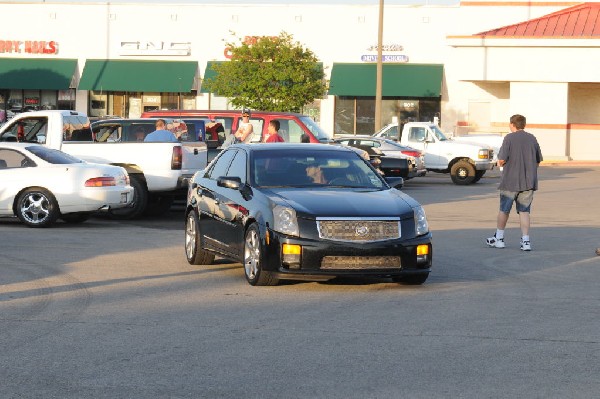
[1,165,599,398]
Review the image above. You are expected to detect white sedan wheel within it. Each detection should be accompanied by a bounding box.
[17,188,59,228]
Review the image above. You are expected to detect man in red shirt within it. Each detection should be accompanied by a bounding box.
[264,120,285,143]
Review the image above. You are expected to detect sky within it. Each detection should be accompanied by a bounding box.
[17,0,460,4]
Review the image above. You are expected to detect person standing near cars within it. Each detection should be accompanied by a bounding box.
[486,114,543,251]
[264,120,285,143]
[144,119,178,142]
[234,109,254,143]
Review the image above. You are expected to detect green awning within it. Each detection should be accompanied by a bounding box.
[0,58,77,90]
[200,61,222,93]
[79,60,198,92]
[328,63,443,97]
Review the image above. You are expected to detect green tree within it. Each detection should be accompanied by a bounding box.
[204,32,327,112]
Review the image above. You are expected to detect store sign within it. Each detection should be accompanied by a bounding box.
[0,40,58,54]
[119,41,191,56]
[366,44,404,52]
[361,54,409,63]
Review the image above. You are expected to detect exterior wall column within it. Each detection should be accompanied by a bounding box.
[510,81,569,160]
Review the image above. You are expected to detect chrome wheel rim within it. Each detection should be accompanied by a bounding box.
[244,229,260,280]
[185,214,196,259]
[20,192,50,225]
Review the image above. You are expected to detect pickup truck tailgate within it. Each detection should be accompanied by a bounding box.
[181,142,208,174]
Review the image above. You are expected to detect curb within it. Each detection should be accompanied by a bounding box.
[541,160,600,166]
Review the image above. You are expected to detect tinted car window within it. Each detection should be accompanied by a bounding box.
[226,150,247,184]
[207,149,236,180]
[0,149,31,168]
[26,145,83,164]
[64,115,93,142]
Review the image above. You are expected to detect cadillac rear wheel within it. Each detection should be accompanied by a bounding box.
[185,210,215,265]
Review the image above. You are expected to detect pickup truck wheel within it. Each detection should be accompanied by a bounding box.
[450,160,476,185]
[109,176,148,219]
[16,188,59,228]
[185,210,215,265]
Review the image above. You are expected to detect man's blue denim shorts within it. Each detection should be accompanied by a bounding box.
[499,190,534,213]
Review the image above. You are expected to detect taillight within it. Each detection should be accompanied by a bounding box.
[401,150,422,157]
[172,146,183,170]
[85,177,116,187]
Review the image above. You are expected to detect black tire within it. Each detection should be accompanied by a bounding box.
[185,210,215,265]
[109,176,148,220]
[144,195,174,216]
[244,223,279,286]
[472,170,486,183]
[61,212,91,224]
[450,160,476,185]
[16,187,60,228]
[392,273,429,285]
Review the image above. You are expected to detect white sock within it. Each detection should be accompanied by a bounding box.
[522,235,530,242]
[496,229,504,239]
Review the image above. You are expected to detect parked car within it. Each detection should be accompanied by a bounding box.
[185,143,431,286]
[0,143,133,227]
[333,136,426,180]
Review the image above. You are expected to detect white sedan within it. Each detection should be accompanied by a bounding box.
[0,143,133,227]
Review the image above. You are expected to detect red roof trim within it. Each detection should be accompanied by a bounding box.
[477,2,600,37]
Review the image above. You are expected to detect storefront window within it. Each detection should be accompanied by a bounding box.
[334,97,355,135]
[89,91,108,117]
[23,90,40,111]
[9,90,23,112]
[334,97,440,135]
[41,90,58,110]
[161,93,178,110]
[57,90,75,110]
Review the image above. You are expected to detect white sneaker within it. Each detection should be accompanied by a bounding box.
[486,234,505,248]
[520,240,531,251]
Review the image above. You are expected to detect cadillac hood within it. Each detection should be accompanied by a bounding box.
[266,188,416,219]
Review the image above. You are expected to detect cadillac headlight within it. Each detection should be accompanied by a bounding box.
[273,205,299,236]
[414,206,429,236]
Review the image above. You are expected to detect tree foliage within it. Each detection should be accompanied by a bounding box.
[203,32,327,112]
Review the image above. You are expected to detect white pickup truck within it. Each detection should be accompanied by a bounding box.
[0,110,208,218]
[374,122,496,185]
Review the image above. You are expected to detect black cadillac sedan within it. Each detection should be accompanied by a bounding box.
[185,143,432,286]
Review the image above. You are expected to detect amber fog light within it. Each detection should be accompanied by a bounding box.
[282,244,301,268]
[416,244,431,265]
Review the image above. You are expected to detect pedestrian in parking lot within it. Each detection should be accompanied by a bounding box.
[486,114,543,251]
[234,108,254,143]
[144,119,178,142]
[264,120,285,143]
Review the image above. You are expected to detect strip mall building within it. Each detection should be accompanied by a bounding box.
[1,0,599,160]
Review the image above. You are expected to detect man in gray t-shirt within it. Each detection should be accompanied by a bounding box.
[486,114,543,251]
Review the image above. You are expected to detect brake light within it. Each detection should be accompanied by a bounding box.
[401,150,422,157]
[85,177,116,187]
[172,146,182,170]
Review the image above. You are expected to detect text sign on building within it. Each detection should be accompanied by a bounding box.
[361,55,409,63]
[119,41,191,56]
[0,40,58,54]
